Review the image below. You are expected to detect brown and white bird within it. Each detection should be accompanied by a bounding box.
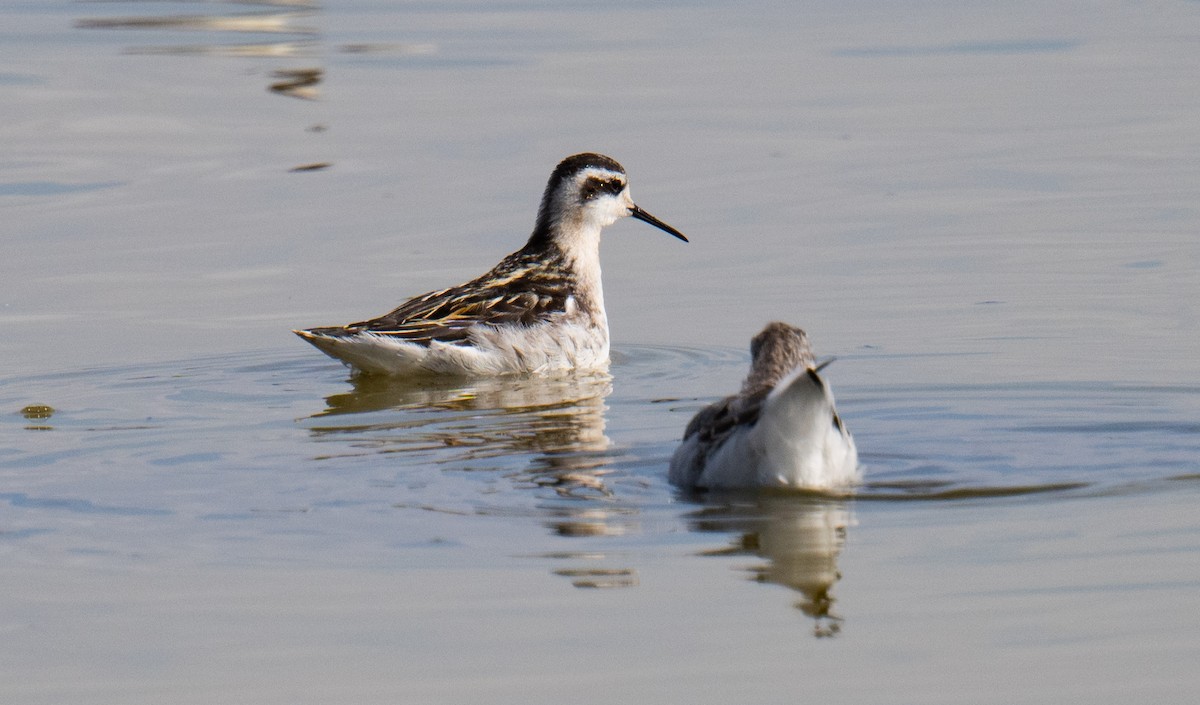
[295,153,687,376]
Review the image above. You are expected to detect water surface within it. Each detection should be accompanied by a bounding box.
[3,1,1199,703]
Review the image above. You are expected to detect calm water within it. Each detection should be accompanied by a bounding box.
[3,1,1199,703]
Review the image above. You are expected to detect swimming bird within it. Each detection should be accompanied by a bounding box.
[294,153,688,376]
[669,322,859,491]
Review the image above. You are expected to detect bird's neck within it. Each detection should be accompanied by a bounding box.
[524,216,605,317]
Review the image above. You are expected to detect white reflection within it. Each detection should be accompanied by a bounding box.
[76,3,321,99]
[305,371,642,584]
[124,41,318,58]
[76,11,316,35]
[308,371,613,487]
[688,495,853,637]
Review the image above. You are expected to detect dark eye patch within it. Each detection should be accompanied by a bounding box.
[580,176,625,201]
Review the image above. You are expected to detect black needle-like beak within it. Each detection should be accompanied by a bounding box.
[630,204,689,242]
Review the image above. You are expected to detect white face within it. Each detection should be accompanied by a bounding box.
[569,167,633,228]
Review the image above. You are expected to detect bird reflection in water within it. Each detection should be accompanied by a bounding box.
[309,371,615,495]
[75,2,320,53]
[75,1,435,99]
[687,494,853,637]
[76,1,325,106]
[308,370,639,588]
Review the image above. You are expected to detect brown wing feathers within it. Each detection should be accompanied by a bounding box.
[325,250,578,346]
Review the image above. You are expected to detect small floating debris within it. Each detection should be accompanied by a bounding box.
[289,162,332,173]
[269,67,321,99]
[20,404,54,420]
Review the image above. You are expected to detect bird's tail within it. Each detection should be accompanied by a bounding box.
[757,365,860,489]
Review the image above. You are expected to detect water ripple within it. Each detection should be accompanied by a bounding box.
[2,346,1196,524]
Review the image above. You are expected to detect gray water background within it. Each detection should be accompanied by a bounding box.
[2,2,1199,703]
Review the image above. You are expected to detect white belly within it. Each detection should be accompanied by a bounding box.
[301,320,610,377]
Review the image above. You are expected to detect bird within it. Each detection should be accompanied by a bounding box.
[294,153,688,376]
[669,322,859,492]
